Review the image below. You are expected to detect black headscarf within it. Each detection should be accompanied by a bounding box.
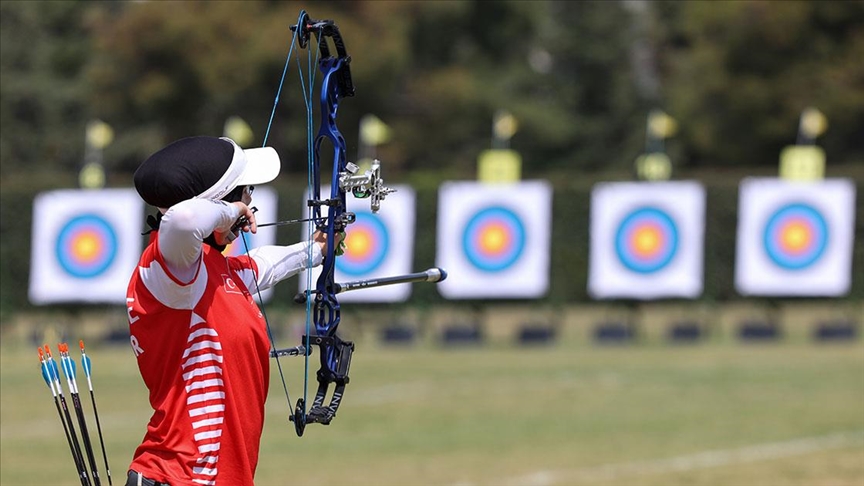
[136,137,238,247]
[134,136,234,209]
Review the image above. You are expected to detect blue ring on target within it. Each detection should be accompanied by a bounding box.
[462,206,525,272]
[336,212,389,276]
[762,203,828,270]
[614,207,678,274]
[55,214,118,278]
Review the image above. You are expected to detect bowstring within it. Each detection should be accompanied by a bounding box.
[299,25,322,420]
[252,9,322,423]
[251,10,307,422]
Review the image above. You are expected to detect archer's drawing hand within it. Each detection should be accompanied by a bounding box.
[216,202,258,245]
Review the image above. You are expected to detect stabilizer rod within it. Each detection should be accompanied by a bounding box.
[294,267,447,304]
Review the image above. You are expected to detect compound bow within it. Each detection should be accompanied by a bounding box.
[250,10,446,437]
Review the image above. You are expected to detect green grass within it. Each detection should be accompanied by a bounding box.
[2,339,863,486]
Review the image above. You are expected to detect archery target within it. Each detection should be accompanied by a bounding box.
[762,203,827,270]
[735,178,855,296]
[55,214,118,278]
[589,181,706,300]
[436,181,552,299]
[462,206,525,272]
[30,189,143,304]
[337,212,389,276]
[299,185,416,303]
[614,207,678,274]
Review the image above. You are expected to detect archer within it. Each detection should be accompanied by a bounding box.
[125,135,336,486]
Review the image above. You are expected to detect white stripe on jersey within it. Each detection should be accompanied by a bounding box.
[191,417,224,429]
[188,328,219,341]
[198,443,220,453]
[193,465,218,476]
[185,378,224,392]
[189,404,225,417]
[182,366,223,381]
[187,391,226,405]
[183,353,224,368]
[182,341,222,358]
[194,430,223,441]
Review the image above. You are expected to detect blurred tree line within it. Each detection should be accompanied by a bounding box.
[1,1,863,319]
[2,0,862,182]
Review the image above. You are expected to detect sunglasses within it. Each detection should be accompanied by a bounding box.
[222,185,254,203]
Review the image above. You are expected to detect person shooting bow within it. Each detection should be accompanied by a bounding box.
[125,136,338,486]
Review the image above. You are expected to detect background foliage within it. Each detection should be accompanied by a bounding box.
[1,0,863,320]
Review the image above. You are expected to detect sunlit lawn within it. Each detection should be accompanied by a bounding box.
[2,336,863,485]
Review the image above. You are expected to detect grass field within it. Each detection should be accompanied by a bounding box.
[1,336,863,486]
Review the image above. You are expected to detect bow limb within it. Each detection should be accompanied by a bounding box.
[296,16,356,434]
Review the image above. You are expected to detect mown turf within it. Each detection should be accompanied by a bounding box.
[2,338,862,486]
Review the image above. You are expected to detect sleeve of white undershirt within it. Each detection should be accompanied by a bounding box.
[158,199,239,281]
[248,242,323,291]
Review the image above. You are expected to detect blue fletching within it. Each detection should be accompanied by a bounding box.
[69,357,77,378]
[49,359,60,381]
[41,362,51,386]
[82,354,92,377]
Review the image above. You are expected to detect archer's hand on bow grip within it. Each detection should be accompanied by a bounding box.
[312,230,346,256]
[335,231,346,256]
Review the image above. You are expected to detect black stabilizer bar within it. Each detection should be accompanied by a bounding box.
[293,267,448,304]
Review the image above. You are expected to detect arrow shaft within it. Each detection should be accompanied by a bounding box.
[42,356,86,484]
[81,344,113,486]
[71,390,102,486]
[257,216,317,228]
[62,351,101,486]
[54,396,86,483]
[49,353,90,486]
[58,384,90,485]
[87,388,112,486]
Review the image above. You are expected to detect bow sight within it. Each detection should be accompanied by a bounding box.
[340,160,396,212]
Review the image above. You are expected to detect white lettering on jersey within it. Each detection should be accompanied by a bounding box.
[127,297,140,324]
[130,335,144,357]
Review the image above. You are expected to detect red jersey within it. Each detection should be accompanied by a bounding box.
[126,233,269,486]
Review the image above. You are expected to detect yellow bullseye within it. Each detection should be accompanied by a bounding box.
[72,232,101,262]
[633,226,662,256]
[781,221,811,254]
[346,230,373,258]
[479,224,509,255]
